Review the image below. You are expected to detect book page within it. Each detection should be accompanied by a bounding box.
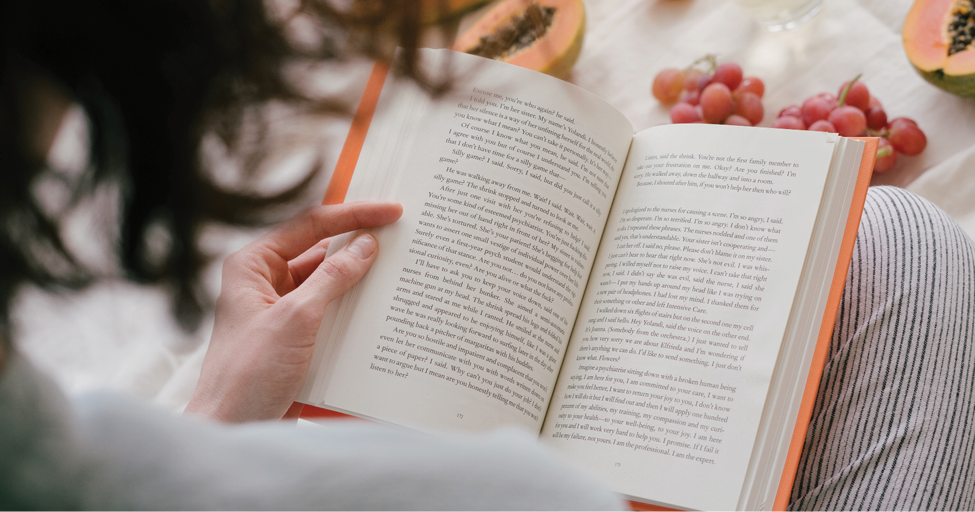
[299,49,634,434]
[541,124,839,510]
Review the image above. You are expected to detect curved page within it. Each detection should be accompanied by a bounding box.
[541,124,838,510]
[299,49,634,434]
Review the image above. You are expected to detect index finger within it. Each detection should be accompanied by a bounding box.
[256,201,403,262]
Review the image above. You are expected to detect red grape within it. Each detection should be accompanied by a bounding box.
[888,117,918,129]
[828,106,867,136]
[770,77,926,175]
[865,106,887,130]
[888,121,927,156]
[713,62,743,90]
[838,80,870,111]
[653,68,685,103]
[801,95,836,127]
[684,69,705,91]
[808,120,837,132]
[773,115,805,130]
[873,139,897,173]
[697,74,714,92]
[724,114,751,126]
[700,82,733,123]
[778,105,801,118]
[680,89,700,106]
[733,92,764,125]
[736,76,765,98]
[671,103,701,123]
[655,58,767,129]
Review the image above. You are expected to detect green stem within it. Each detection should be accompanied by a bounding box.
[838,73,862,107]
[876,146,893,158]
[684,54,718,73]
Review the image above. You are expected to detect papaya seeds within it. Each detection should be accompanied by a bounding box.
[948,0,975,55]
[466,3,555,60]
[453,0,586,79]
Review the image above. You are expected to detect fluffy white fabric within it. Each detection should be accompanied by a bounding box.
[0,353,624,509]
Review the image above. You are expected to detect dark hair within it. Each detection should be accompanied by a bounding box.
[0,0,443,345]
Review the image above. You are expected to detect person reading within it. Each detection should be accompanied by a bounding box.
[2,0,974,509]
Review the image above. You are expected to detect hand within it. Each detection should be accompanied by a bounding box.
[185,201,403,422]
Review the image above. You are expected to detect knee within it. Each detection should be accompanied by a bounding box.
[845,186,975,343]
[856,186,975,276]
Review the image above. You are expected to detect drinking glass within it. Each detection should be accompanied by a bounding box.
[733,0,823,31]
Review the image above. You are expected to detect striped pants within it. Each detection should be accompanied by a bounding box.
[790,186,975,510]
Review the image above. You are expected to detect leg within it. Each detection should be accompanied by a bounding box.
[790,186,975,510]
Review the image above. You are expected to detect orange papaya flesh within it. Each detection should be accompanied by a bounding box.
[420,0,491,24]
[453,0,585,79]
[904,0,975,97]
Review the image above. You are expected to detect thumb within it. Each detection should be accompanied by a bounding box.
[285,233,380,317]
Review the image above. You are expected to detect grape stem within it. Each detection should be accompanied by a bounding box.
[876,146,894,158]
[683,54,718,73]
[837,73,862,107]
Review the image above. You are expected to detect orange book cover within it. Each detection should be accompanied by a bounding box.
[769,136,876,511]
[301,60,877,510]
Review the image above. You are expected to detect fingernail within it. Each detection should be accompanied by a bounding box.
[346,234,377,259]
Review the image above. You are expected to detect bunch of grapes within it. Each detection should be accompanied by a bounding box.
[772,75,927,173]
[652,56,766,126]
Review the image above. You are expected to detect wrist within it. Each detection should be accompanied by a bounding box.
[183,381,239,422]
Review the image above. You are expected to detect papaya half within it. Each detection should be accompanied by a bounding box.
[903,0,975,97]
[453,0,586,79]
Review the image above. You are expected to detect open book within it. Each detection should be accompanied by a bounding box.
[298,49,876,510]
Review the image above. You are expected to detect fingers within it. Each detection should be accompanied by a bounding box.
[282,233,380,317]
[287,238,330,290]
[259,202,402,262]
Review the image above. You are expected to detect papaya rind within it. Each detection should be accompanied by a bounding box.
[915,66,975,97]
[453,0,586,79]
[536,4,584,78]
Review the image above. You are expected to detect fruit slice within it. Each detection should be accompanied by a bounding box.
[903,0,975,97]
[453,0,586,78]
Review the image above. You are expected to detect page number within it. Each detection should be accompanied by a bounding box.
[456,413,464,419]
